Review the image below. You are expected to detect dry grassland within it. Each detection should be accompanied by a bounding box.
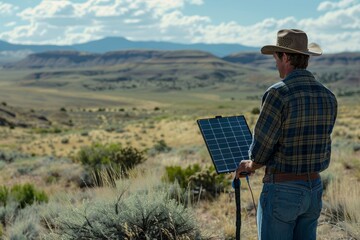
[0,91,359,239]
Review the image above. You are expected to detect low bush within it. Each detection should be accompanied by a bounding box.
[165,164,201,189]
[164,164,230,200]
[0,184,48,209]
[251,107,260,114]
[75,143,146,186]
[0,203,46,239]
[0,184,48,238]
[148,139,172,156]
[32,127,62,134]
[0,186,8,207]
[47,188,202,240]
[153,139,172,153]
[6,207,43,240]
[0,150,30,163]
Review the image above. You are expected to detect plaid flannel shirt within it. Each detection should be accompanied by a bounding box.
[249,69,337,174]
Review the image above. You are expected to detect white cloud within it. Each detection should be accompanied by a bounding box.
[186,0,204,5]
[160,11,210,28]
[297,3,360,52]
[318,0,357,11]
[0,0,208,45]
[300,4,360,30]
[124,18,141,24]
[0,0,359,53]
[190,1,360,53]
[133,10,146,17]
[158,10,210,42]
[1,23,39,40]
[5,21,16,27]
[0,2,18,15]
[20,1,76,19]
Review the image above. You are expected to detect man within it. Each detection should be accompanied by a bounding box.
[235,29,337,239]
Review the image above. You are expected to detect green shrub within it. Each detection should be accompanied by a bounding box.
[0,186,8,207]
[0,184,48,211]
[164,164,230,200]
[165,164,201,189]
[80,131,89,136]
[0,150,30,163]
[0,161,5,171]
[153,139,172,153]
[32,127,62,134]
[76,143,145,169]
[251,107,260,114]
[75,143,146,186]
[188,165,230,199]
[49,188,202,240]
[9,184,48,209]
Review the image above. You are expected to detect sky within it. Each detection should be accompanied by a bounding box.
[0,0,359,53]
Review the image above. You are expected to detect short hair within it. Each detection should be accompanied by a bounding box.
[276,52,309,69]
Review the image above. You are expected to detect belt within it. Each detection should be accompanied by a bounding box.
[262,172,320,183]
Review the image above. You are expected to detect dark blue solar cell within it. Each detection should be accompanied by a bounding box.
[228,142,238,148]
[197,116,252,174]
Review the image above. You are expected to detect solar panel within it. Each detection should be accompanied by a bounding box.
[197,115,252,174]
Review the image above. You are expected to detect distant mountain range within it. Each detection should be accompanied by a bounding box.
[0,37,258,58]
[5,49,360,70]
[4,49,358,93]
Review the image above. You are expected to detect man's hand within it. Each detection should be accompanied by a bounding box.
[235,160,263,179]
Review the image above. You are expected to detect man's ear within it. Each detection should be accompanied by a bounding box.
[283,53,290,62]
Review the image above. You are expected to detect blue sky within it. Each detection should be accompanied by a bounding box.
[0,0,359,53]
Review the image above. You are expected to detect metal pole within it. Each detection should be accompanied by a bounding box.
[233,178,241,240]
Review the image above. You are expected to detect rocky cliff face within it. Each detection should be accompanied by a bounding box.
[5,50,218,69]
[5,50,157,68]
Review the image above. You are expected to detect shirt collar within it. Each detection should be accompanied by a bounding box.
[283,69,312,82]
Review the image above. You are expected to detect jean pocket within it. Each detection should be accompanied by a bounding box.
[272,186,304,223]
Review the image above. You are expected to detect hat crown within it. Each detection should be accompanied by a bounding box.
[276,29,308,52]
[260,29,322,56]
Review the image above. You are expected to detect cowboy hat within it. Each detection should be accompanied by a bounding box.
[261,29,322,56]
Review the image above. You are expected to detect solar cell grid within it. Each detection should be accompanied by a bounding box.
[197,116,252,174]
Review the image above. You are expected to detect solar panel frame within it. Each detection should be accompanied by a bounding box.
[197,115,252,174]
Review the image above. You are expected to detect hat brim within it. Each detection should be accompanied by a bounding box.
[261,42,322,56]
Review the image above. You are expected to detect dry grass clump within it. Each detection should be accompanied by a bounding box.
[45,166,205,238]
[194,177,260,240]
[321,176,360,239]
[45,187,202,240]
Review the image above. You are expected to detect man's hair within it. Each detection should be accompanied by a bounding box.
[276,52,309,69]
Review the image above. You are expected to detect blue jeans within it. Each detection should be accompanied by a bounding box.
[257,178,323,240]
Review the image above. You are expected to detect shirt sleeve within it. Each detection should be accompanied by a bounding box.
[249,88,284,165]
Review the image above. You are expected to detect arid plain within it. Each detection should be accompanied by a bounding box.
[0,50,359,239]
